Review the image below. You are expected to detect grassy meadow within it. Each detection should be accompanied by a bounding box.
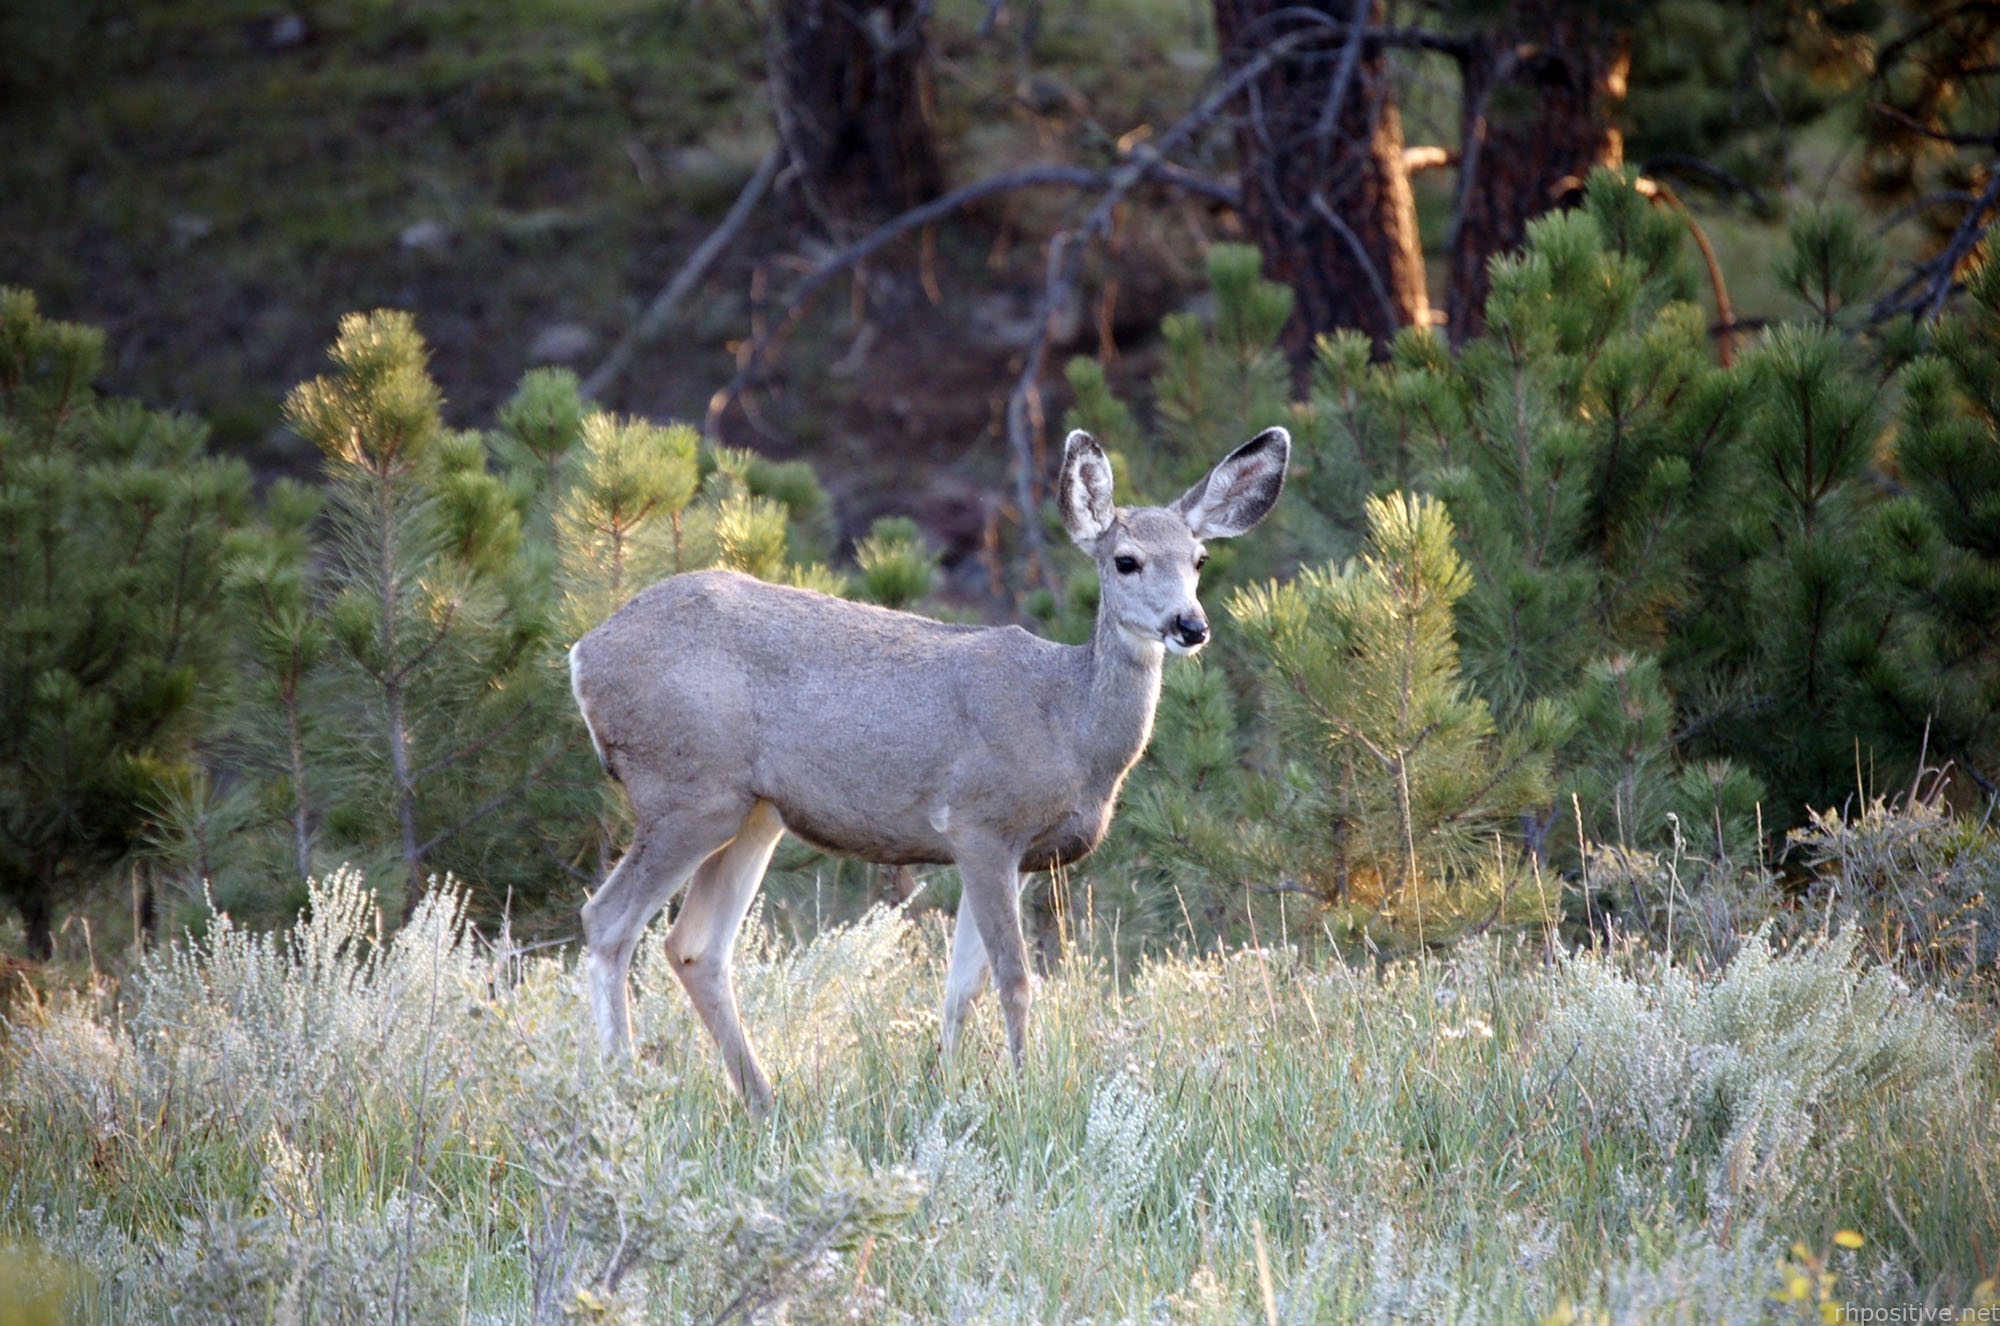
[2,864,1994,1323]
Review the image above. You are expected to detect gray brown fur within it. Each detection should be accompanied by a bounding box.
[572,426,1288,1114]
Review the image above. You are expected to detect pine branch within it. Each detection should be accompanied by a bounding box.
[411,696,542,785]
[415,734,580,860]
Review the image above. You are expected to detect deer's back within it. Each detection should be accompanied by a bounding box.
[570,569,1090,862]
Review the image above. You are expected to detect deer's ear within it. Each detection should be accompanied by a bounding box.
[1059,430,1116,545]
[1174,427,1289,539]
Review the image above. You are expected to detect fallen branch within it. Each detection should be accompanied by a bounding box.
[1630,174,1739,365]
[705,163,1105,434]
[582,148,783,402]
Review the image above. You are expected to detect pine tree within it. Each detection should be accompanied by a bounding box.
[0,289,251,956]
[1869,250,2000,800]
[851,516,936,610]
[220,479,330,888]
[1229,494,1569,940]
[285,310,543,920]
[1100,655,1290,950]
[553,411,703,635]
[1313,171,1754,852]
[1670,301,1897,810]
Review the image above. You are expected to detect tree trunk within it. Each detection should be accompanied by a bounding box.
[134,862,160,949]
[20,889,52,961]
[767,0,943,232]
[1446,7,1629,344]
[1212,0,1430,362]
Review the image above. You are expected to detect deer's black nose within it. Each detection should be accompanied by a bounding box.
[1172,614,1209,647]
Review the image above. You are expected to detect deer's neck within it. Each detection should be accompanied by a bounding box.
[1078,606,1166,783]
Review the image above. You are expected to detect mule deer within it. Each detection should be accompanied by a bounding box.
[571,427,1288,1113]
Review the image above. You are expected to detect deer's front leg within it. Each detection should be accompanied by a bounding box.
[952,833,1031,1067]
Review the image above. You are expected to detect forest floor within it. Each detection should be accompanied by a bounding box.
[0,0,1845,591]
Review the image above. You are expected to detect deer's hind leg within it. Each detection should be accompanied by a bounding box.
[582,787,752,1060]
[665,799,787,1115]
[940,904,991,1057]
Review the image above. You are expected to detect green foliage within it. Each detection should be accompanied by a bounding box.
[1382,179,1726,728]
[283,311,550,918]
[1230,494,1568,939]
[851,516,936,610]
[492,365,590,532]
[1779,204,1884,329]
[1867,250,2000,789]
[1300,173,1954,859]
[1094,657,1275,954]
[553,410,702,633]
[1056,243,1367,946]
[0,288,251,954]
[1619,0,1861,206]
[1301,173,1775,862]
[1149,244,1294,498]
[213,480,330,892]
[1673,315,1896,808]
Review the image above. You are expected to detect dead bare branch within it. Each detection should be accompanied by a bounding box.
[1310,0,1374,179]
[1309,192,1400,334]
[705,163,1105,433]
[582,149,783,402]
[1870,102,2000,149]
[1872,163,2000,324]
[998,25,1329,586]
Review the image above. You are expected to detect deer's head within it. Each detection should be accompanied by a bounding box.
[1058,427,1289,655]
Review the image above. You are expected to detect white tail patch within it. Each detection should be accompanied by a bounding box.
[569,644,611,776]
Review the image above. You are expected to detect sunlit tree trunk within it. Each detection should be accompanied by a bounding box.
[1212,0,1430,361]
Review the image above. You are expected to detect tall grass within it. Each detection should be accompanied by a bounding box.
[2,867,1994,1322]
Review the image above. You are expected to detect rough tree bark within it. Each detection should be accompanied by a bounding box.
[767,0,944,231]
[1211,0,1430,361]
[19,887,51,962]
[1446,4,1629,343]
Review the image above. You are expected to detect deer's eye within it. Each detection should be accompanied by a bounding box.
[1114,555,1141,575]
[1194,549,1209,571]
